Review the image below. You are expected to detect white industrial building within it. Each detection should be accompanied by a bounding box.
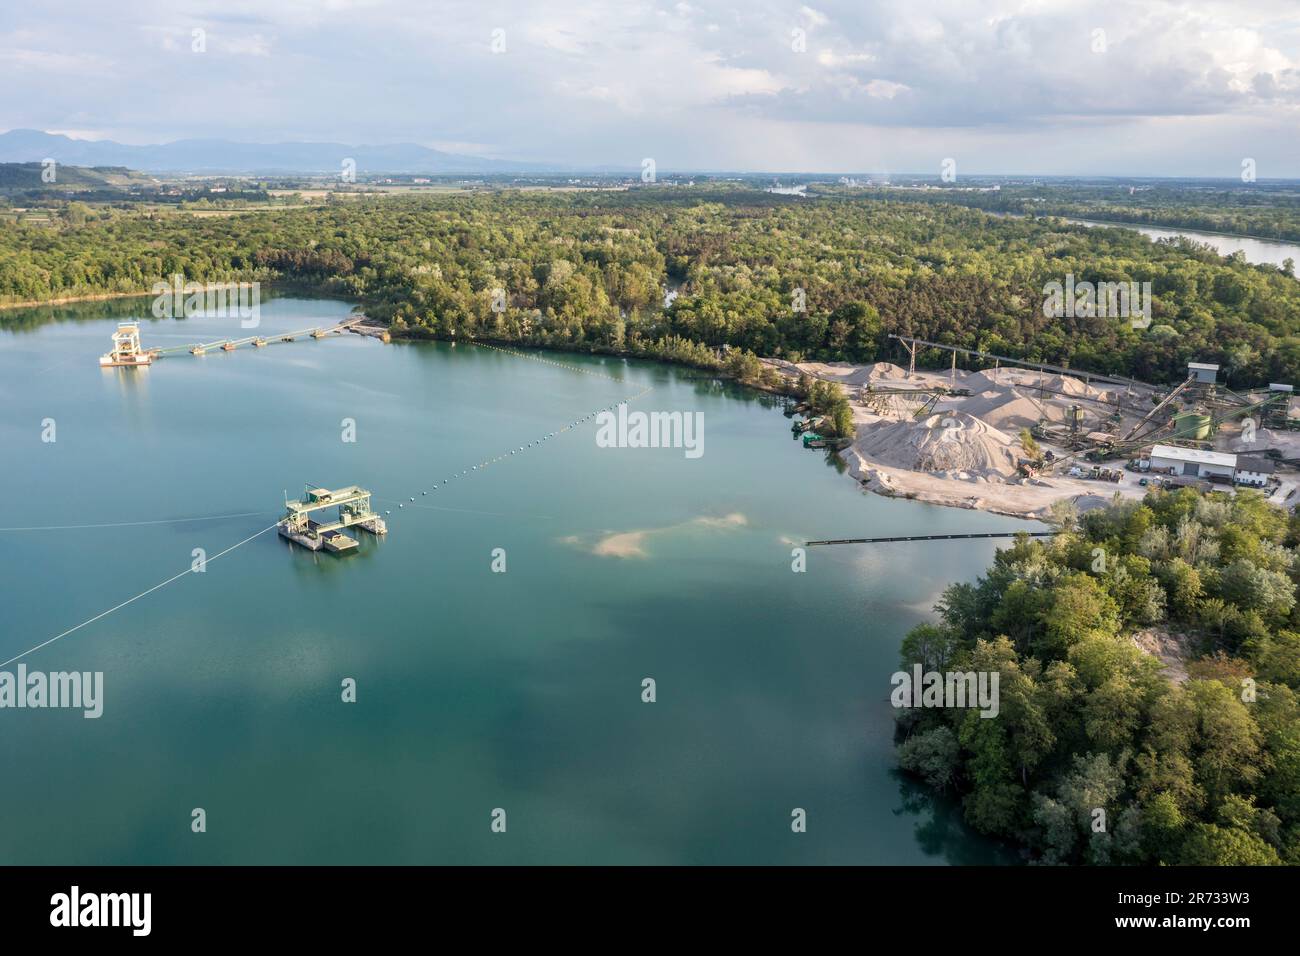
[1234,456,1276,488]
[1147,444,1237,481]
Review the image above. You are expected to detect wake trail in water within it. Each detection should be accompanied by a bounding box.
[2,522,279,668]
[15,348,656,665]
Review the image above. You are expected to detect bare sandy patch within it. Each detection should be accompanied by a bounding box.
[1131,627,1192,684]
[593,530,651,558]
[579,512,749,559]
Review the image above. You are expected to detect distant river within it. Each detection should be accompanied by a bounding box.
[1063,217,1300,270]
[0,294,1021,864]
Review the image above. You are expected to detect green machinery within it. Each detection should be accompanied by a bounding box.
[1097,391,1287,461]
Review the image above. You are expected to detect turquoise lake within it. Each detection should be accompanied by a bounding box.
[0,294,1025,864]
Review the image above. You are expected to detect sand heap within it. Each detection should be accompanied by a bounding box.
[792,362,873,388]
[864,361,910,383]
[782,360,913,390]
[969,368,1113,402]
[853,411,1022,480]
[859,390,933,420]
[953,369,1118,433]
[960,389,1064,433]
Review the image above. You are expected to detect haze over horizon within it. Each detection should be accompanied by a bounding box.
[2,0,1299,177]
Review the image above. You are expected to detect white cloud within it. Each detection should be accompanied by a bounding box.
[864,79,907,99]
[222,34,273,57]
[0,0,1296,174]
[0,48,112,74]
[799,6,829,28]
[816,49,875,67]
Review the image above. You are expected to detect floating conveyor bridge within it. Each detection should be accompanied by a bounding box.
[149,317,363,356]
[888,335,1150,392]
[805,531,1061,547]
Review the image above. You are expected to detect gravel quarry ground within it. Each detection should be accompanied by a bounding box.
[767,358,1169,519]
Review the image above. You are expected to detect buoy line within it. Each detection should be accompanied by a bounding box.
[469,340,631,385]
[372,500,554,520]
[381,384,654,513]
[10,355,654,665]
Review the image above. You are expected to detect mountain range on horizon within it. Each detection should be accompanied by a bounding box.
[0,129,569,176]
[5,130,1297,184]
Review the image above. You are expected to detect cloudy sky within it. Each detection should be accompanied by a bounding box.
[2,0,1298,175]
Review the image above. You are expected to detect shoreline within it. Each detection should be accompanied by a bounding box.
[0,280,353,312]
[8,294,1268,523]
[1054,215,1300,248]
[840,451,1113,522]
[396,333,1078,520]
[401,335,1119,521]
[0,290,155,310]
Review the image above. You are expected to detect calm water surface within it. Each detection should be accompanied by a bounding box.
[1064,217,1300,269]
[0,295,1023,864]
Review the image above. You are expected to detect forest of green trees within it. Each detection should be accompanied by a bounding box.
[7,186,1300,865]
[4,187,1300,388]
[896,490,1300,865]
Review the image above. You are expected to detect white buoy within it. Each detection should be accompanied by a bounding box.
[422,491,427,495]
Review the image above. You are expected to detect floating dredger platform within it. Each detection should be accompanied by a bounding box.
[278,485,388,554]
[98,322,156,367]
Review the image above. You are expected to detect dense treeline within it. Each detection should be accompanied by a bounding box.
[4,189,1300,386]
[897,490,1300,865]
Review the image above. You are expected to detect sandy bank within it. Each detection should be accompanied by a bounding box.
[768,357,1152,520]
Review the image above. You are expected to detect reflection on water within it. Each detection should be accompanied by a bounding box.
[893,772,1016,865]
[1,295,1027,865]
[825,448,849,472]
[1,294,158,333]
